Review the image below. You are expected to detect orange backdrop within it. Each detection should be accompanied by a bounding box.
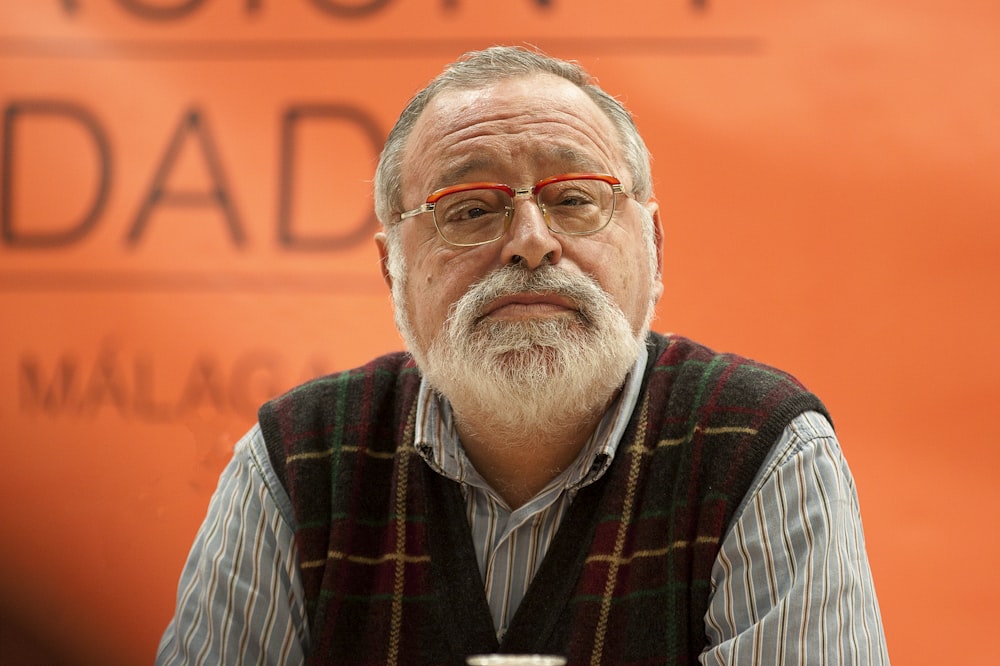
[1,2,997,664]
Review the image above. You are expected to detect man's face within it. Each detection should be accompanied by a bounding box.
[376,73,663,416]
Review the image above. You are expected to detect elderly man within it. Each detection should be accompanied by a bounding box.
[158,46,888,665]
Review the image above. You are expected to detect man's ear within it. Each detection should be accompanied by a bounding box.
[374,231,393,290]
[646,200,665,302]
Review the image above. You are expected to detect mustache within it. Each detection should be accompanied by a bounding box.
[452,264,608,327]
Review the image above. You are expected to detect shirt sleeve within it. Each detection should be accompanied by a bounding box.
[155,424,309,666]
[700,411,890,665]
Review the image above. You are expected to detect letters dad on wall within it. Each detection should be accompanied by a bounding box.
[1,1,718,427]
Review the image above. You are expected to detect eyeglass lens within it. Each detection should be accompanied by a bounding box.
[433,178,615,245]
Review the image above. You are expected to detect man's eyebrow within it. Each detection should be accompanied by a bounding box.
[552,146,606,173]
[431,149,609,189]
[435,159,492,187]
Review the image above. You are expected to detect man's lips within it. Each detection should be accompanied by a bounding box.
[480,293,579,320]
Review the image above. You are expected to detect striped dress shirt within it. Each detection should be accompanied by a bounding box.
[411,346,648,641]
[156,353,889,665]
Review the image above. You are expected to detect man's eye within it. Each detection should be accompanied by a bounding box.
[439,190,507,224]
[543,182,601,208]
[555,195,591,207]
[444,203,497,223]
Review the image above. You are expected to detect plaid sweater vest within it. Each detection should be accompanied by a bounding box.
[259,333,827,665]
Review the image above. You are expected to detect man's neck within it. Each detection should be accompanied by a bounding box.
[450,401,610,510]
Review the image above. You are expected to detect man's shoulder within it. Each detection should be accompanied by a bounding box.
[262,350,420,414]
[256,350,421,489]
[646,332,809,394]
[644,331,829,431]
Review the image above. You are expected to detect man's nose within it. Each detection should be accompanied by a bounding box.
[498,195,563,269]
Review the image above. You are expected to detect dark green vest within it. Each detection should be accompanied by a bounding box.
[259,333,827,665]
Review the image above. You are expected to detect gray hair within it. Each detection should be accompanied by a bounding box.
[373,45,654,230]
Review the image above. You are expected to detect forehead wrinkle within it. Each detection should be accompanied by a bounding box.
[443,110,610,150]
[440,126,612,178]
[435,157,499,188]
[433,145,605,190]
[405,78,624,197]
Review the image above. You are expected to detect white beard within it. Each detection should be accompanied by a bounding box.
[394,262,648,435]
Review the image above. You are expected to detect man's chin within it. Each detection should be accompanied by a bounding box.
[487,345,564,376]
[470,317,587,350]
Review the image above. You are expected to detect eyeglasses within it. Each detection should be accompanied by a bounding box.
[398,173,631,247]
